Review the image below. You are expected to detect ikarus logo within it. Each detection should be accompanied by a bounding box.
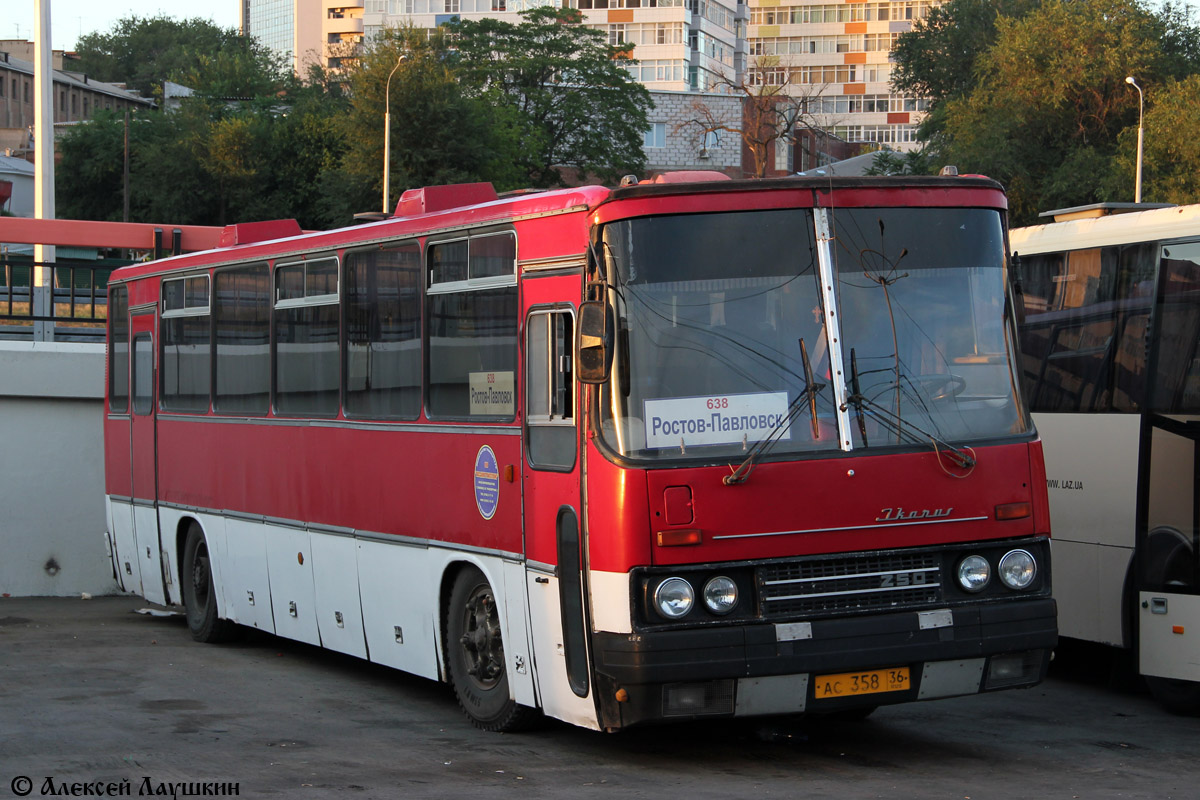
[875,507,953,522]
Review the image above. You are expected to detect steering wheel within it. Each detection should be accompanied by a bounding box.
[912,373,966,402]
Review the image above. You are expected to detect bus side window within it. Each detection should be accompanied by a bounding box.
[426,232,518,420]
[108,285,129,413]
[1018,246,1153,413]
[527,309,576,470]
[1152,241,1200,412]
[213,264,270,415]
[344,243,422,420]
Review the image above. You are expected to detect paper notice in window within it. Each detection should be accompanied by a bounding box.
[469,371,515,416]
[644,392,790,449]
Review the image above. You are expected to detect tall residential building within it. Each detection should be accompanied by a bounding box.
[242,0,326,76]
[360,0,741,94]
[744,0,932,151]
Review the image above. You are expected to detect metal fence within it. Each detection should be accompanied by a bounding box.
[1,257,126,341]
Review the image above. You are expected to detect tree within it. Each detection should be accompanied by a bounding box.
[863,147,938,176]
[935,0,1199,222]
[678,57,831,178]
[74,15,287,99]
[336,25,523,214]
[890,0,1041,110]
[447,7,652,186]
[1112,74,1200,204]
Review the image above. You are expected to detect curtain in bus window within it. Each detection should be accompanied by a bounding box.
[427,286,518,419]
[345,243,422,420]
[214,265,270,414]
[430,240,468,284]
[108,286,129,413]
[469,233,516,280]
[1017,245,1154,413]
[1151,241,1200,413]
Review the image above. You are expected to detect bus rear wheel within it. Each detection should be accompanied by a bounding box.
[182,523,237,644]
[447,566,537,732]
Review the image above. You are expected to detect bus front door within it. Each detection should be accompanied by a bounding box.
[522,296,595,727]
[129,312,168,605]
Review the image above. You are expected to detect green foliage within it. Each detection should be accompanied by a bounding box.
[339,25,522,212]
[925,0,1200,223]
[891,0,1041,110]
[57,92,352,228]
[56,9,657,228]
[1112,74,1200,204]
[447,7,651,186]
[74,15,287,99]
[863,148,939,176]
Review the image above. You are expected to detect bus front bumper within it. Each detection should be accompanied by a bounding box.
[590,597,1057,730]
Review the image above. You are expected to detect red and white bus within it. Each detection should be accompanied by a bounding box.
[104,174,1056,732]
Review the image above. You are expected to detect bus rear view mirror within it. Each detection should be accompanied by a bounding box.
[577,300,614,384]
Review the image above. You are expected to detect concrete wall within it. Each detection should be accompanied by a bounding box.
[645,89,744,176]
[0,340,117,596]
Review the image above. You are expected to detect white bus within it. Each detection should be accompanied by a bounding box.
[1010,203,1200,711]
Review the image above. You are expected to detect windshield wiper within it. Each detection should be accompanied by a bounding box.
[724,337,825,486]
[849,348,869,447]
[840,385,976,472]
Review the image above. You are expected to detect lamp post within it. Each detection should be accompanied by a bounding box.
[1125,76,1144,204]
[382,55,406,215]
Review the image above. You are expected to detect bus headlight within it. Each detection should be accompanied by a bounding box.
[999,549,1037,590]
[654,577,695,619]
[957,555,991,592]
[702,576,738,615]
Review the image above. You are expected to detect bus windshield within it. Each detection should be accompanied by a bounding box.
[598,206,1031,461]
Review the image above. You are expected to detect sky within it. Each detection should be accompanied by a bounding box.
[8,1,242,52]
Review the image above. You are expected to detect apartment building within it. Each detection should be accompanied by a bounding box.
[241,0,326,74]
[359,0,742,93]
[744,0,932,151]
[243,0,933,171]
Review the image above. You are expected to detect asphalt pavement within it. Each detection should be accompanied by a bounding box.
[0,596,1196,800]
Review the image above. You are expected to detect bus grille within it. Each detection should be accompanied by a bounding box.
[757,551,943,619]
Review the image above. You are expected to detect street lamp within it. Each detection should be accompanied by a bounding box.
[1125,76,1144,204]
[382,54,407,215]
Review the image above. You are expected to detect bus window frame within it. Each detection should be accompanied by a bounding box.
[271,254,342,419]
[160,273,212,414]
[525,304,578,472]
[342,239,425,423]
[211,261,272,417]
[424,227,519,423]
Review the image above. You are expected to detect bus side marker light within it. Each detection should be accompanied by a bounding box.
[994,502,1031,521]
[504,465,515,482]
[1174,626,1185,635]
[658,529,702,546]
[615,688,629,703]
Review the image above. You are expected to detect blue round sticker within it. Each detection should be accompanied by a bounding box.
[474,445,500,520]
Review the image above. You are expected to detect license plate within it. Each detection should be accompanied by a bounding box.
[813,667,911,699]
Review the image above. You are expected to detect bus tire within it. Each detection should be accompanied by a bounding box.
[447,566,537,732]
[182,523,237,644]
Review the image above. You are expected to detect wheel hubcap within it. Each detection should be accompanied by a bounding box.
[191,547,210,605]
[459,585,504,689]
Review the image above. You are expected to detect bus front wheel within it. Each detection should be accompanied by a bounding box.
[181,523,238,644]
[447,566,537,732]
